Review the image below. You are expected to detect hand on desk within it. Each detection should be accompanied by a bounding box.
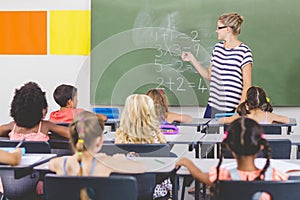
[0,148,22,166]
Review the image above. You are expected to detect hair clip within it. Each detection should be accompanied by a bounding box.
[78,128,84,133]
[78,139,84,144]
[266,97,270,103]
[223,131,229,140]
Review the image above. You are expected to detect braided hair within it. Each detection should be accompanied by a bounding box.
[218,12,244,35]
[216,117,271,181]
[69,111,104,200]
[237,86,273,116]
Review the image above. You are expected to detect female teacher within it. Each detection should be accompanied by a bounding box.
[182,12,253,118]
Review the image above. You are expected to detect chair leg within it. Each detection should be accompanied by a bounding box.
[181,176,194,200]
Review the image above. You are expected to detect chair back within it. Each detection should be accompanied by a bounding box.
[266,139,291,159]
[212,180,300,200]
[262,125,282,134]
[0,140,51,153]
[223,139,291,159]
[100,143,171,157]
[44,174,138,200]
[111,172,156,200]
[48,139,74,156]
[224,124,282,135]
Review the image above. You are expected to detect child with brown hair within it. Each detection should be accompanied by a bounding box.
[50,84,107,123]
[146,88,192,124]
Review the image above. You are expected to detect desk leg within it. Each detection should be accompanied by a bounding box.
[195,142,200,159]
[288,126,292,135]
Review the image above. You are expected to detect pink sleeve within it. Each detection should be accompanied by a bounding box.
[209,167,232,182]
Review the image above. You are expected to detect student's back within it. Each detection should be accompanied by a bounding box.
[115,94,166,144]
[0,82,69,140]
[49,111,146,176]
[219,86,289,124]
[50,84,107,123]
[176,117,288,199]
[146,88,192,124]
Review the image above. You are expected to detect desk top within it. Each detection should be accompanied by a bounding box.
[198,133,300,146]
[0,153,56,169]
[104,126,204,144]
[209,118,297,127]
[177,158,300,176]
[35,156,178,173]
[173,118,211,127]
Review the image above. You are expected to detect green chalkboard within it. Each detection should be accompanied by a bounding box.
[91,0,300,106]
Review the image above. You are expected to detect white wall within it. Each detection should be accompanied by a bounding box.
[0,0,91,123]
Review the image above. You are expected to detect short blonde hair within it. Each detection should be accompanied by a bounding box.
[219,12,244,35]
[115,94,166,144]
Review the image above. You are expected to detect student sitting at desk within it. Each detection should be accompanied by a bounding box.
[49,84,107,123]
[0,82,70,141]
[115,94,166,144]
[115,94,172,199]
[176,117,288,199]
[49,111,145,198]
[146,88,192,124]
[219,86,289,124]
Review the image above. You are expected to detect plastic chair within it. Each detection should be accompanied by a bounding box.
[212,180,300,200]
[224,124,282,135]
[100,143,172,157]
[111,172,156,200]
[44,174,138,200]
[266,139,291,159]
[48,139,74,156]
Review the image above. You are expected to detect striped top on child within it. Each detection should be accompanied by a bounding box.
[208,41,253,112]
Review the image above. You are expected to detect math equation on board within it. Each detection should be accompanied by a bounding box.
[152,29,208,93]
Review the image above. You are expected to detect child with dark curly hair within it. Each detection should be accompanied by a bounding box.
[0,82,70,141]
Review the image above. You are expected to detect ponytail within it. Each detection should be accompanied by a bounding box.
[236,102,249,116]
[70,120,89,200]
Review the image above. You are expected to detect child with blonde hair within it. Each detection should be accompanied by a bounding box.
[49,111,146,200]
[115,94,166,144]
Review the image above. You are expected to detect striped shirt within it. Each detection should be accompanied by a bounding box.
[208,41,253,111]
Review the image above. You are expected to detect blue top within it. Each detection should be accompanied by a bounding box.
[63,156,97,176]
